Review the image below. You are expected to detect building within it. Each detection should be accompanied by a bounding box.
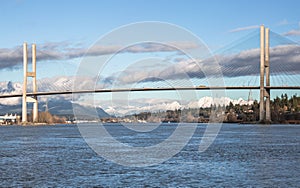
[0,114,20,125]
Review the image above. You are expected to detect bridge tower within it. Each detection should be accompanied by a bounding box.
[259,25,271,123]
[22,42,38,123]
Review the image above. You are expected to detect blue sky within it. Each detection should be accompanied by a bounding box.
[1,0,300,49]
[0,0,300,109]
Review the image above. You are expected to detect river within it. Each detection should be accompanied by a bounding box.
[0,123,299,187]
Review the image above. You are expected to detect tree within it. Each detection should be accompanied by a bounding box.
[38,112,53,124]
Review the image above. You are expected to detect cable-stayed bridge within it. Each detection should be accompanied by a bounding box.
[0,26,299,123]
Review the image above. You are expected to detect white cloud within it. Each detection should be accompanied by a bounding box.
[277,19,290,26]
[0,75,98,105]
[0,97,20,106]
[0,41,198,70]
[284,29,300,36]
[0,82,22,105]
[101,44,300,86]
[229,25,260,33]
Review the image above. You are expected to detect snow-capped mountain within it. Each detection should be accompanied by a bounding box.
[187,96,253,108]
[0,81,22,94]
[0,81,23,106]
[0,80,254,117]
[99,97,254,116]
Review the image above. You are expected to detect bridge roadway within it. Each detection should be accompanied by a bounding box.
[0,86,299,99]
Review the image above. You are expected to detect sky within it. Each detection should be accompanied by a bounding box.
[1,0,300,48]
[0,0,300,115]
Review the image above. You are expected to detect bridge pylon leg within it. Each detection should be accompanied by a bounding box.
[259,26,265,122]
[22,43,28,123]
[265,28,271,123]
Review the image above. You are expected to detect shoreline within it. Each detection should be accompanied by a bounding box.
[1,120,299,126]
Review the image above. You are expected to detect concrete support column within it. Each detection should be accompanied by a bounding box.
[22,43,28,123]
[265,28,271,122]
[32,44,38,122]
[259,25,265,122]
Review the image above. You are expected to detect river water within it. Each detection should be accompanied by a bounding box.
[0,123,299,187]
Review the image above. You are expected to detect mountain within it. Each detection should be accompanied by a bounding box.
[0,80,111,119]
[0,81,22,93]
[46,100,111,119]
[0,99,111,120]
[0,80,254,117]
[187,96,253,109]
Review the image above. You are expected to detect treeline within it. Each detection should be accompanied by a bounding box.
[271,94,300,123]
[28,111,67,124]
[127,94,300,123]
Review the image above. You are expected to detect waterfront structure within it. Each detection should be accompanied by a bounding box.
[0,114,19,125]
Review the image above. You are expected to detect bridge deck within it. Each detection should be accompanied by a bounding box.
[0,86,299,98]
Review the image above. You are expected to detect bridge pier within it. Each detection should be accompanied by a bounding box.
[22,42,38,124]
[259,25,271,123]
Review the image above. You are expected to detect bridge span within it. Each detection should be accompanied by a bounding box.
[0,86,299,99]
